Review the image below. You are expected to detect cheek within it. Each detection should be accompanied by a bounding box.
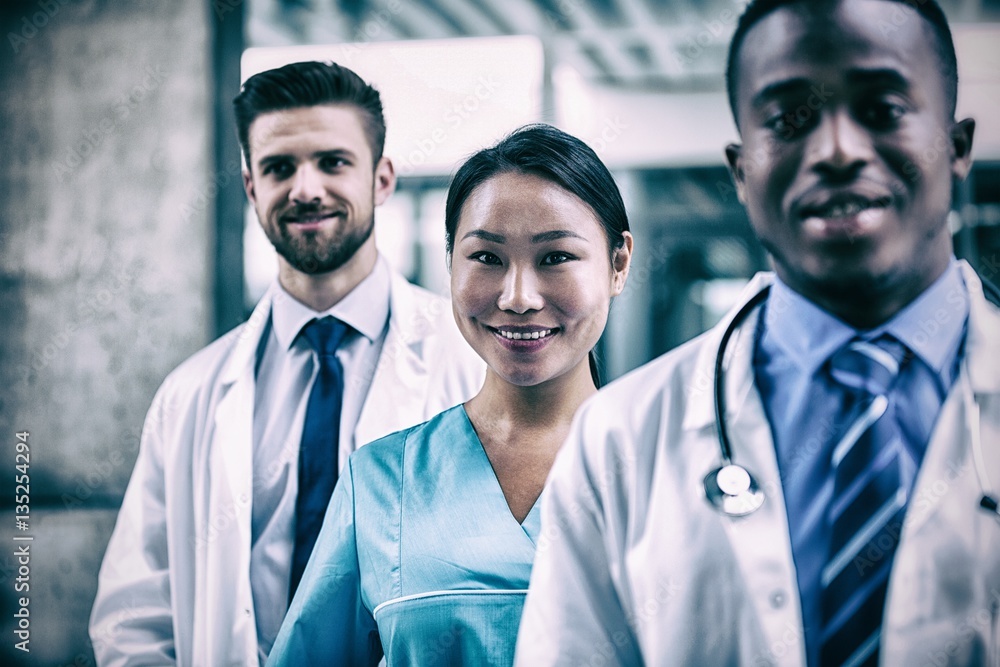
[743,138,798,204]
[554,269,613,319]
[450,268,494,318]
[257,187,285,216]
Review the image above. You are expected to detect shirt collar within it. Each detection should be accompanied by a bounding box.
[270,255,392,351]
[879,259,968,383]
[762,259,969,385]
[762,277,857,377]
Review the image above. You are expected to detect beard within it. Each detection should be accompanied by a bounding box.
[265,207,375,275]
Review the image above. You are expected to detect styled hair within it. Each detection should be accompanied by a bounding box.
[445,123,630,387]
[233,60,386,166]
[725,0,958,126]
[445,123,630,257]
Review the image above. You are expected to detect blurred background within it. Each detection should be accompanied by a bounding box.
[1,0,998,664]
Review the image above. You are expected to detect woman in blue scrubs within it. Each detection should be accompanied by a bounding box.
[267,123,634,666]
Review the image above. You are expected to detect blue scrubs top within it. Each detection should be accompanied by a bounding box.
[267,405,541,666]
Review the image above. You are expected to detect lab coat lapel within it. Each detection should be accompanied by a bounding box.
[694,274,807,667]
[892,262,1000,537]
[882,264,1000,664]
[195,287,273,662]
[354,274,432,449]
[722,312,808,667]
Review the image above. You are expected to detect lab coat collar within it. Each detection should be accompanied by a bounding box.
[959,260,1000,395]
[682,272,774,432]
[351,272,440,447]
[682,261,1000,431]
[217,283,279,387]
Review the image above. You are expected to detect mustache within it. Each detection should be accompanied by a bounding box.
[278,203,346,223]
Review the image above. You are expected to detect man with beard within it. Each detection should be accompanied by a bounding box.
[515,1,1000,665]
[90,61,484,666]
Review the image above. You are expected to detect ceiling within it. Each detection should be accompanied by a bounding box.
[248,0,1000,91]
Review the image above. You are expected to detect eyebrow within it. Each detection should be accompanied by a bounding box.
[256,148,356,171]
[460,229,588,243]
[751,77,813,108]
[751,68,911,108]
[845,68,911,92]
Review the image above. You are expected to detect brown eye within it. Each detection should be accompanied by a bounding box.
[263,161,294,179]
[542,252,574,265]
[470,251,501,265]
[860,101,906,129]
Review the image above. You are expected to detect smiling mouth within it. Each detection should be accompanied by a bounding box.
[800,195,892,220]
[281,210,345,225]
[488,326,559,340]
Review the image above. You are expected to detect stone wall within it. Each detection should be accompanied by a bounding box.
[0,0,214,663]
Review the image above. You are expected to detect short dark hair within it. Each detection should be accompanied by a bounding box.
[725,0,958,126]
[233,60,387,166]
[444,123,629,388]
[445,124,630,258]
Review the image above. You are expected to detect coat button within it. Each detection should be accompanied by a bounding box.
[769,590,786,608]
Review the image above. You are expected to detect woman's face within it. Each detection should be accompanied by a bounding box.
[450,171,631,388]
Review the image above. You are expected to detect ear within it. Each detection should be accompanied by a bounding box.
[949,118,975,181]
[610,231,634,296]
[725,143,748,205]
[242,169,256,207]
[373,156,397,206]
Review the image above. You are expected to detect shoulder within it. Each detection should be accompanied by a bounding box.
[157,326,241,392]
[147,315,263,423]
[387,274,453,332]
[386,273,485,385]
[351,405,464,464]
[350,405,466,477]
[580,331,712,432]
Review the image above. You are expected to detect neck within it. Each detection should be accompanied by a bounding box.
[467,359,597,442]
[277,241,377,312]
[781,254,951,331]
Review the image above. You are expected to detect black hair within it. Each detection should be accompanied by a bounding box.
[233,60,386,166]
[445,123,630,387]
[725,0,958,126]
[445,123,629,257]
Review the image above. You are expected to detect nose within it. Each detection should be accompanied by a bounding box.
[496,266,544,314]
[289,164,323,204]
[806,107,873,181]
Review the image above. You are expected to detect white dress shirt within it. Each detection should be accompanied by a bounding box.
[249,256,391,660]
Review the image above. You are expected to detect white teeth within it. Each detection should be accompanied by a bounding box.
[815,200,886,218]
[497,328,554,340]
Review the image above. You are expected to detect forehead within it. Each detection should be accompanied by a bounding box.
[247,104,371,162]
[736,0,945,108]
[457,172,602,239]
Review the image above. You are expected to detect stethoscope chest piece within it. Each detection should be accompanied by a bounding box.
[704,464,765,517]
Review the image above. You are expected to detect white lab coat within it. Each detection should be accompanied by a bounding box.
[90,271,485,667]
[516,262,1000,667]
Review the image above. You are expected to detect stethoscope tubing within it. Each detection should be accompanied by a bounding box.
[707,283,998,521]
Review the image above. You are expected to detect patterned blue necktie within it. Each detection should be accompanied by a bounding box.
[820,336,908,667]
[289,316,350,602]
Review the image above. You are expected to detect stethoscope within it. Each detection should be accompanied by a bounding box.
[703,284,1000,522]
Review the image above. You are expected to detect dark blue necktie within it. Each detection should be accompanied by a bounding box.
[289,316,350,602]
[820,336,908,667]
